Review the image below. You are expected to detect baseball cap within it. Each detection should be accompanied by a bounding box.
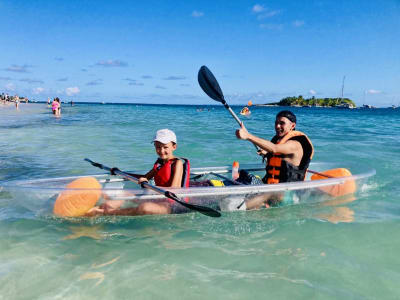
[153,129,177,144]
[276,110,296,123]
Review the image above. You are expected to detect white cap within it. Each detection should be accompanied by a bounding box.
[153,129,177,144]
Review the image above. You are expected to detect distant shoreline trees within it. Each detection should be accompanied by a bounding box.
[265,96,356,108]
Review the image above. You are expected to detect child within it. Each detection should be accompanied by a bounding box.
[56,98,61,115]
[87,129,190,216]
[51,98,59,115]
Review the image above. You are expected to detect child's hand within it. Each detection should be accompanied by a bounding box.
[138,177,149,184]
[85,206,105,216]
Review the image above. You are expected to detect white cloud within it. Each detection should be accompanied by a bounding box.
[5,83,16,91]
[124,78,144,86]
[129,82,144,86]
[66,87,80,96]
[95,60,128,67]
[163,76,187,80]
[257,10,280,19]
[367,89,381,94]
[20,78,44,84]
[191,10,204,17]
[293,20,305,27]
[4,64,32,73]
[252,4,265,13]
[260,23,283,30]
[86,79,103,86]
[309,89,316,95]
[32,87,45,94]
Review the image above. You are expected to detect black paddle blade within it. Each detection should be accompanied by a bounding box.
[165,191,221,217]
[198,65,225,103]
[180,201,221,217]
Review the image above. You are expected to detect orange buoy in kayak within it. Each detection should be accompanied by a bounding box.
[53,177,102,217]
[311,168,356,197]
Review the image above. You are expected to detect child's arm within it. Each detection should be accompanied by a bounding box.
[169,159,183,188]
[144,169,156,180]
[126,169,155,180]
[132,169,156,184]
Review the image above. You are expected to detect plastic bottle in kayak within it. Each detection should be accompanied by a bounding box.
[232,161,239,180]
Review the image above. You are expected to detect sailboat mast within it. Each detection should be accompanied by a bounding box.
[341,75,346,99]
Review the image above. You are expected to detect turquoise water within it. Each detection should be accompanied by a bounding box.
[0,103,399,299]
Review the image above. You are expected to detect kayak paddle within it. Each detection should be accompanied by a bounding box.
[198,65,356,198]
[198,66,246,129]
[84,158,221,218]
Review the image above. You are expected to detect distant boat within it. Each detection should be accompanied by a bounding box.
[361,104,375,109]
[335,103,355,109]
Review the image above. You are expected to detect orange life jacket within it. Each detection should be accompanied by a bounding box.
[264,131,314,184]
[153,157,190,188]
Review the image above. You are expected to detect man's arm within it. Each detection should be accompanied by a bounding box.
[236,122,301,155]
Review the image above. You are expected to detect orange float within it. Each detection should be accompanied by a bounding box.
[53,177,102,217]
[310,168,356,197]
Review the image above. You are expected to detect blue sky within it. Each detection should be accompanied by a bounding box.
[0,0,399,107]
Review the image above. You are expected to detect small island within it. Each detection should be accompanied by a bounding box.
[261,96,357,108]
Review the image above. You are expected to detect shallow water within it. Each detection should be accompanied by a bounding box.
[0,103,399,299]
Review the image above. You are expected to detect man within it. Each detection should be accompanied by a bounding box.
[236,110,314,208]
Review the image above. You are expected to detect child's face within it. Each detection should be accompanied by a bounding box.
[154,141,176,161]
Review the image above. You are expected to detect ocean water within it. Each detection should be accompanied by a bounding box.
[0,102,399,299]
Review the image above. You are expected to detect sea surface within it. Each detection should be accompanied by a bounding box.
[0,102,399,299]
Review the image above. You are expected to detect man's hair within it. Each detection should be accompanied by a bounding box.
[276,110,296,123]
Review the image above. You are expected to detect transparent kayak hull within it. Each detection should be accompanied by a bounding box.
[0,164,376,216]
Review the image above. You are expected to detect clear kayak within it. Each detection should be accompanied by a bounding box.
[0,164,376,217]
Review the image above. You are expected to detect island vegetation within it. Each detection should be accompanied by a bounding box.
[265,96,356,108]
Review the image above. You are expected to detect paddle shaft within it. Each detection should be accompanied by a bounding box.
[220,100,260,152]
[84,158,221,217]
[221,100,243,125]
[307,169,333,178]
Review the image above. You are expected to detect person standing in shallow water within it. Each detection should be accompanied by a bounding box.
[51,98,61,116]
[56,98,61,115]
[51,98,59,115]
[235,110,314,208]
